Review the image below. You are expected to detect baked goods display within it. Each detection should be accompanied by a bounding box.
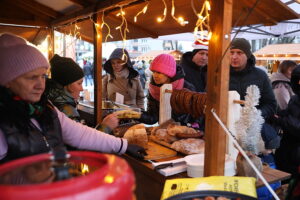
[123,124,148,148]
[170,89,207,118]
[114,109,141,119]
[151,122,205,155]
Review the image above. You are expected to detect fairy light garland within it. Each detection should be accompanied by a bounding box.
[193,0,212,44]
[134,2,149,22]
[157,0,167,23]
[115,6,129,62]
[171,0,188,26]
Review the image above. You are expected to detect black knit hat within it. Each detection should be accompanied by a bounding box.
[50,54,84,86]
[230,38,252,58]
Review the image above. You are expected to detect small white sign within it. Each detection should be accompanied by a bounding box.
[115,92,124,104]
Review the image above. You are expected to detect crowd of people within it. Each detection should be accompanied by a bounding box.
[1,32,300,198]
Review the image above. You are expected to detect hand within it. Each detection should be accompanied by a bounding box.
[102,113,119,130]
[126,144,147,159]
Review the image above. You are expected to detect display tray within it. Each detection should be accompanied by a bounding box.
[149,135,205,156]
[144,141,177,160]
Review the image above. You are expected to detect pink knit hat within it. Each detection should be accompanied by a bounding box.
[0,33,49,86]
[150,54,176,78]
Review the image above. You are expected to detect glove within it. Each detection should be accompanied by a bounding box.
[126,144,147,159]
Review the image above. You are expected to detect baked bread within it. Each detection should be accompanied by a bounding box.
[167,124,199,138]
[171,138,205,154]
[114,109,141,119]
[123,124,148,148]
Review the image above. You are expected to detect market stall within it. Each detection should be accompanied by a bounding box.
[0,0,299,199]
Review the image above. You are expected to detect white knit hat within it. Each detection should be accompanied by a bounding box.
[0,33,49,86]
[192,39,209,50]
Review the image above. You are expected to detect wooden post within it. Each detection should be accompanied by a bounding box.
[93,13,103,124]
[204,0,233,176]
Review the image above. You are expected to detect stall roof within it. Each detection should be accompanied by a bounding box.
[0,0,299,44]
[254,43,300,60]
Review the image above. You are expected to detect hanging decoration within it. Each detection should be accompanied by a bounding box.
[134,2,149,22]
[192,0,212,45]
[171,0,188,26]
[116,6,129,62]
[157,0,167,23]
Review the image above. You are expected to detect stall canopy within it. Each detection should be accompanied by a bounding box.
[136,50,182,61]
[254,43,300,61]
[0,0,299,45]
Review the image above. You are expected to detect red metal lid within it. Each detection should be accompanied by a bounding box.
[0,151,135,200]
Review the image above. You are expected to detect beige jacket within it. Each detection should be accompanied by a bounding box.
[102,74,145,109]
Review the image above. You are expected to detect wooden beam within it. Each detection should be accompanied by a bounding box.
[69,0,90,8]
[241,0,278,25]
[51,0,143,26]
[8,0,61,19]
[107,14,159,39]
[94,13,103,124]
[204,0,232,176]
[0,18,49,27]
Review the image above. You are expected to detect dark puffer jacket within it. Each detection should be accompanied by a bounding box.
[180,51,207,92]
[139,65,197,125]
[229,55,277,119]
[274,66,300,177]
[0,86,64,162]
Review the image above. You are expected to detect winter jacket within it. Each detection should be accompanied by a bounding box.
[46,79,80,122]
[139,65,197,125]
[0,86,127,161]
[270,72,294,111]
[274,66,300,177]
[180,51,207,92]
[229,55,277,119]
[46,79,113,134]
[103,48,144,109]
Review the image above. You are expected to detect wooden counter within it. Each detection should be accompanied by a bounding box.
[122,154,291,200]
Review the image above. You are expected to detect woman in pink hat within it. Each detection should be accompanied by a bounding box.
[136,53,197,125]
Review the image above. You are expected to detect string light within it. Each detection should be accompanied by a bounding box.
[193,0,212,44]
[157,0,167,23]
[100,12,113,42]
[134,2,149,22]
[171,0,188,26]
[116,6,129,63]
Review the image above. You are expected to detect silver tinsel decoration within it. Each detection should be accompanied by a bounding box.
[235,85,265,154]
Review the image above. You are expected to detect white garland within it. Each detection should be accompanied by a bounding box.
[235,85,264,154]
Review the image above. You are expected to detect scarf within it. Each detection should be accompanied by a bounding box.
[114,67,129,79]
[149,78,184,101]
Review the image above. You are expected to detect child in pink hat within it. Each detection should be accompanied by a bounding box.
[136,53,196,125]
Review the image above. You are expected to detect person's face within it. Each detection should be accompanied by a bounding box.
[192,50,208,67]
[5,68,47,103]
[65,78,83,100]
[286,66,296,79]
[152,71,170,85]
[111,58,126,73]
[230,49,248,71]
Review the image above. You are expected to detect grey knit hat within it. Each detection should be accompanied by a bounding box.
[0,33,49,86]
[230,38,252,58]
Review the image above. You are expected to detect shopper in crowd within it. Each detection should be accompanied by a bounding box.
[103,48,144,109]
[273,65,300,178]
[137,54,198,126]
[229,37,280,200]
[180,40,208,92]
[270,60,297,111]
[0,33,146,162]
[46,54,119,134]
